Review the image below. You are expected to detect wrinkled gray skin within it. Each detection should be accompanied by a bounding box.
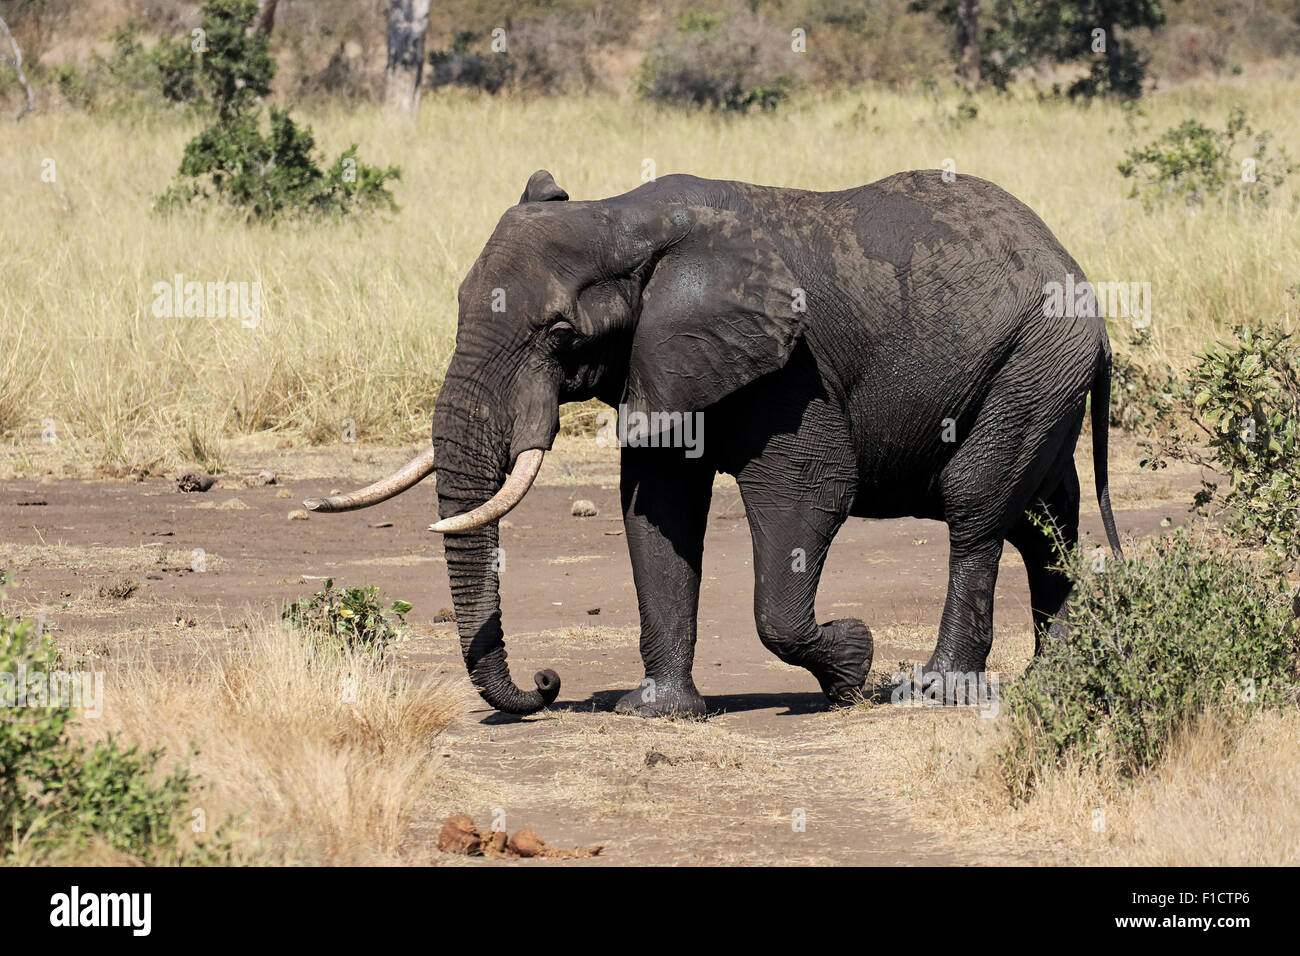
[432,168,1122,717]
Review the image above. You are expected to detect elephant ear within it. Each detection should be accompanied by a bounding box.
[519,169,569,204]
[623,205,805,429]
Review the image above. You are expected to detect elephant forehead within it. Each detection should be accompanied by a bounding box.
[457,264,570,327]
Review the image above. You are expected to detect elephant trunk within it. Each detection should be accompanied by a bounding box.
[434,431,558,715]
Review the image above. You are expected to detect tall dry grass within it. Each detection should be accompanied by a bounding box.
[2,72,1298,468]
[88,624,468,864]
[900,706,1300,865]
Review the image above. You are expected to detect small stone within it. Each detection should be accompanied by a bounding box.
[571,499,598,517]
[587,607,600,616]
[288,509,309,521]
[275,489,292,499]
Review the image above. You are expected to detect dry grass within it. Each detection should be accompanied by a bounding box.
[0,541,221,575]
[87,622,469,864]
[2,73,1298,470]
[877,699,1300,865]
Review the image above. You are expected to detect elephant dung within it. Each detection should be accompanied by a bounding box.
[506,829,546,858]
[436,815,603,860]
[437,814,483,855]
[484,829,509,856]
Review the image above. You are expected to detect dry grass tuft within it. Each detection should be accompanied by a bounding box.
[90,622,469,864]
[889,703,1300,865]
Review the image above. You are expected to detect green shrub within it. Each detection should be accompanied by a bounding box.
[1142,321,1300,571]
[1109,328,1175,432]
[1118,106,1296,206]
[155,0,398,220]
[156,108,400,220]
[154,0,275,120]
[1,614,225,863]
[999,528,1299,800]
[427,30,512,94]
[49,22,176,112]
[282,579,412,659]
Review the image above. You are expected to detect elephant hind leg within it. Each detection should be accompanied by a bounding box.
[928,369,1084,692]
[1005,463,1081,655]
[737,461,870,705]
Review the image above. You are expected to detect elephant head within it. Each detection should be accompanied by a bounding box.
[306,170,804,714]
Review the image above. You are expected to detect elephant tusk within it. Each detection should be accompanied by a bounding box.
[303,446,437,513]
[428,448,544,534]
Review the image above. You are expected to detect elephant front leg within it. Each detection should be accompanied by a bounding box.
[614,447,714,718]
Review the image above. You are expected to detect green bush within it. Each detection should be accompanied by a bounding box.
[1109,327,1175,432]
[999,528,1299,799]
[155,0,398,220]
[1142,322,1300,570]
[154,0,275,120]
[49,22,176,112]
[1118,106,1296,206]
[912,0,1162,98]
[1,614,224,863]
[282,578,412,659]
[157,107,400,220]
[427,30,512,94]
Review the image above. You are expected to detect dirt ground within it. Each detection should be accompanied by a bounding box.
[0,434,1203,865]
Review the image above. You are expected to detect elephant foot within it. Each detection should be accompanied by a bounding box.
[807,619,874,706]
[919,648,992,706]
[613,679,707,718]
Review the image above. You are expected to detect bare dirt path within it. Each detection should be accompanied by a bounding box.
[0,455,1195,865]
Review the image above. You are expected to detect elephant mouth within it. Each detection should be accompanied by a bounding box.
[301,446,545,534]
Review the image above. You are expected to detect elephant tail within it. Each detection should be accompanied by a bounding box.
[1090,348,1123,558]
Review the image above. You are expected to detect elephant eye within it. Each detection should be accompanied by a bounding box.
[547,320,577,345]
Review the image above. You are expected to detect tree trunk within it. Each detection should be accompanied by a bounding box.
[956,0,980,84]
[255,0,278,35]
[384,0,431,115]
[0,16,35,120]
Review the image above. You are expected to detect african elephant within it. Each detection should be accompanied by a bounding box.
[306,168,1122,718]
